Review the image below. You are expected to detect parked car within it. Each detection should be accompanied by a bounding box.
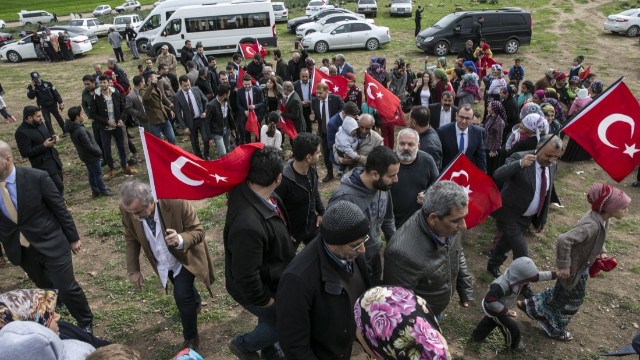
[287,8,362,32]
[306,0,334,17]
[68,18,111,36]
[115,1,142,13]
[0,32,14,47]
[114,14,143,33]
[18,10,55,26]
[416,7,531,55]
[390,0,412,17]
[46,25,98,44]
[93,5,113,17]
[0,20,5,29]
[301,20,389,53]
[1,31,92,63]
[296,13,374,38]
[357,0,378,17]
[272,2,289,22]
[604,8,640,37]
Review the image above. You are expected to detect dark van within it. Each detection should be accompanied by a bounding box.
[415,7,531,56]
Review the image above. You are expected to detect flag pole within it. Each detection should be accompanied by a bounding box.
[139,127,169,238]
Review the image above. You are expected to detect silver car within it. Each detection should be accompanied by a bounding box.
[301,20,390,53]
[272,2,289,22]
[390,0,412,17]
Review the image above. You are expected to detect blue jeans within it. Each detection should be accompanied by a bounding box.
[212,127,231,157]
[235,301,280,359]
[149,120,176,144]
[85,160,107,193]
[169,268,201,340]
[100,127,127,170]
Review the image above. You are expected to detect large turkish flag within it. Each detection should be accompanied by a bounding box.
[562,79,640,182]
[140,128,263,199]
[278,102,298,139]
[438,153,502,229]
[311,68,349,98]
[364,72,403,125]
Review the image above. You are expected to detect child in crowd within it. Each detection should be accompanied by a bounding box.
[517,80,534,108]
[581,73,597,90]
[473,110,483,126]
[569,54,585,79]
[64,106,115,198]
[568,88,592,116]
[0,95,17,123]
[487,65,507,100]
[260,111,282,148]
[471,257,557,352]
[508,58,525,89]
[334,116,359,172]
[474,39,493,59]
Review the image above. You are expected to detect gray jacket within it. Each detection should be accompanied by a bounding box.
[383,209,473,315]
[107,31,122,49]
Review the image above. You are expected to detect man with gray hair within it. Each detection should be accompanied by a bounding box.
[390,128,439,228]
[333,114,383,168]
[119,180,214,351]
[106,58,130,92]
[486,134,561,297]
[334,54,354,77]
[383,180,474,316]
[279,81,305,134]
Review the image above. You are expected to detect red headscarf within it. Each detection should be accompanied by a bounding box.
[587,183,631,213]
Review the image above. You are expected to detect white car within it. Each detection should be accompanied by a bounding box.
[357,0,377,17]
[68,18,111,36]
[301,20,389,53]
[114,14,143,33]
[604,8,640,37]
[306,1,334,17]
[0,20,5,29]
[93,5,113,17]
[296,13,374,38]
[1,32,92,63]
[115,1,142,13]
[390,0,412,17]
[272,2,289,22]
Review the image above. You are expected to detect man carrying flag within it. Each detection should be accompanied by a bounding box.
[279,81,305,137]
[238,74,264,143]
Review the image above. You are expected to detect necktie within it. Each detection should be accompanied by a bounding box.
[145,217,156,236]
[537,167,547,217]
[321,100,327,134]
[187,91,195,118]
[0,182,28,247]
[248,92,252,106]
[458,132,465,153]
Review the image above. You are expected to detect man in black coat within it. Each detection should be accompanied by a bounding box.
[225,147,294,360]
[460,40,476,63]
[437,105,486,172]
[407,105,443,170]
[245,54,265,82]
[237,74,265,143]
[279,81,305,136]
[26,71,66,137]
[293,68,314,133]
[286,44,308,82]
[206,84,236,157]
[473,16,484,48]
[312,82,344,182]
[0,140,94,332]
[14,105,64,194]
[174,75,209,159]
[180,40,194,74]
[277,200,372,359]
[414,6,423,37]
[428,92,458,130]
[107,58,130,92]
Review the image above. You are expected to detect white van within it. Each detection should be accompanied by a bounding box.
[18,10,55,26]
[146,1,276,58]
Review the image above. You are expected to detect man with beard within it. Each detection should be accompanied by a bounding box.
[142,58,154,76]
[407,105,443,170]
[329,146,399,281]
[390,128,439,228]
[81,75,104,158]
[383,181,474,317]
[429,91,458,129]
[246,53,264,82]
[460,40,476,63]
[180,40,194,74]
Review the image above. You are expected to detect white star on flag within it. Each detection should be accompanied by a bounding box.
[212,174,228,183]
[462,185,472,195]
[376,92,383,98]
[333,85,340,92]
[623,143,640,158]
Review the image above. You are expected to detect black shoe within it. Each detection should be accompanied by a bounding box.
[633,181,640,187]
[127,158,138,166]
[321,174,334,183]
[101,189,116,196]
[469,336,489,343]
[82,323,93,335]
[92,191,100,198]
[182,334,199,351]
[487,266,502,278]
[512,343,526,352]
[520,284,534,299]
[228,339,260,360]
[101,160,107,167]
[61,132,69,138]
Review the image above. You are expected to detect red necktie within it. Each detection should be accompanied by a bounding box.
[537,167,547,217]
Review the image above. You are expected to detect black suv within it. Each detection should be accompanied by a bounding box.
[287,8,360,32]
[416,7,531,55]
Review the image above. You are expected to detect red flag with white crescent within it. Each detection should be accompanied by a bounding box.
[278,102,298,139]
[256,39,267,57]
[437,153,502,229]
[239,43,259,59]
[245,109,260,139]
[311,68,349,98]
[237,67,256,89]
[139,128,263,200]
[364,72,401,122]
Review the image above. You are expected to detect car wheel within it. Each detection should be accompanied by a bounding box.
[25,22,31,26]
[305,30,315,36]
[374,12,377,17]
[7,51,22,63]
[314,41,328,53]
[625,25,639,37]
[504,39,519,54]
[434,41,449,56]
[137,39,148,53]
[366,38,379,50]
[135,7,141,10]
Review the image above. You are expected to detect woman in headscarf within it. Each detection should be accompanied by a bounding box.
[451,68,465,105]
[505,112,547,154]
[534,68,556,91]
[456,74,481,106]
[31,31,47,61]
[500,84,520,144]
[388,58,407,101]
[560,92,593,162]
[541,103,560,134]
[519,184,631,342]
[484,100,506,176]
[543,90,566,124]
[42,29,62,62]
[532,89,545,105]
[355,286,451,360]
[367,57,388,88]
[411,70,436,106]
[432,68,448,104]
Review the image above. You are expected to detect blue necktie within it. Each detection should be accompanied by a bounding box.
[458,133,465,153]
[145,217,156,236]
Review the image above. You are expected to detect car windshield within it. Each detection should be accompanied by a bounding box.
[97,6,104,10]
[310,1,324,6]
[115,18,131,24]
[394,0,410,3]
[619,9,639,16]
[273,4,284,10]
[432,13,457,28]
[360,0,375,3]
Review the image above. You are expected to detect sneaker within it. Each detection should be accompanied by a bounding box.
[101,189,116,196]
[122,165,138,175]
[227,338,260,360]
[550,331,573,342]
[103,169,116,180]
[512,343,526,352]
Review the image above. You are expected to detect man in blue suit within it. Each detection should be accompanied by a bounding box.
[237,74,265,144]
[173,75,209,159]
[436,104,486,172]
[335,54,354,77]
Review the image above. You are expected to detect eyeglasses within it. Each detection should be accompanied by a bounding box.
[349,235,369,251]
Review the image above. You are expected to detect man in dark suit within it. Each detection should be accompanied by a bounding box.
[334,54,354,77]
[428,91,458,130]
[174,75,209,159]
[279,81,305,135]
[311,82,344,182]
[14,105,64,194]
[286,44,308,82]
[206,84,236,158]
[487,135,562,294]
[237,74,265,144]
[437,104,486,172]
[0,140,93,332]
[180,40,194,73]
[125,75,149,131]
[293,68,313,133]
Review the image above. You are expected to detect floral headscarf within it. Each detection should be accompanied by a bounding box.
[591,81,604,95]
[0,289,58,327]
[355,286,450,360]
[540,103,555,117]
[437,57,447,69]
[520,102,545,121]
[434,68,448,82]
[521,113,548,141]
[490,100,507,121]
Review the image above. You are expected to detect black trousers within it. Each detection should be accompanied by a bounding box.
[319,132,333,177]
[169,268,201,340]
[302,105,312,133]
[20,245,93,327]
[189,119,210,158]
[49,171,64,195]
[487,215,532,269]
[91,121,104,156]
[415,22,421,37]
[41,104,65,136]
[472,314,521,348]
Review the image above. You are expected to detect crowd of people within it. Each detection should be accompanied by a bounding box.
[0,30,635,360]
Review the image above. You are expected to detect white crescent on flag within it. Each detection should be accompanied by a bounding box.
[366,82,379,99]
[171,156,207,186]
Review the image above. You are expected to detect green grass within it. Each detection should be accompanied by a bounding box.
[0,0,156,23]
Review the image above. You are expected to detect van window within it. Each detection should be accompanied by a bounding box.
[87,20,96,26]
[165,18,181,35]
[482,14,500,28]
[185,12,269,33]
[141,14,161,31]
[456,17,472,31]
[433,13,457,28]
[501,15,526,26]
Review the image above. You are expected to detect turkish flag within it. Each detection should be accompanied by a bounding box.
[562,79,640,182]
[389,103,407,126]
[311,68,349,98]
[239,43,259,59]
[256,39,268,57]
[437,153,502,229]
[245,110,260,139]
[364,72,401,123]
[237,67,256,89]
[278,102,298,139]
[139,128,263,200]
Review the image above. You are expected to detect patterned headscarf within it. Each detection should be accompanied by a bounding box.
[587,183,631,213]
[434,68,448,82]
[0,289,58,327]
[545,68,556,79]
[521,113,548,141]
[540,103,555,117]
[520,102,545,121]
[355,286,450,360]
[437,57,447,69]
[490,100,507,121]
[591,81,604,95]
[462,61,476,74]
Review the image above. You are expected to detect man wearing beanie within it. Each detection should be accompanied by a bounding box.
[277,200,372,359]
[383,181,474,317]
[329,145,399,281]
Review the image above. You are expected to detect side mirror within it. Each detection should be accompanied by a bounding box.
[331,31,336,34]
[161,31,167,36]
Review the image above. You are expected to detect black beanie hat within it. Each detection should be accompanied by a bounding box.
[321,201,370,245]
